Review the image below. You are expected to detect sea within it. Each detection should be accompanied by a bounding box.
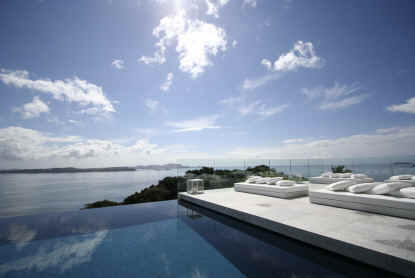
[0,161,414,218]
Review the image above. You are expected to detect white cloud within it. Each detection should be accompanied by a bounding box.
[78,107,106,117]
[135,128,159,136]
[0,126,172,165]
[0,126,218,168]
[12,96,49,119]
[261,59,272,71]
[262,41,323,72]
[139,10,227,78]
[232,40,238,48]
[68,119,81,125]
[219,95,288,117]
[302,82,368,110]
[111,59,124,70]
[243,0,257,8]
[282,138,305,144]
[0,126,81,161]
[228,125,415,159]
[205,0,230,18]
[145,99,160,111]
[387,97,415,114]
[242,73,280,90]
[319,94,369,110]
[166,115,221,132]
[160,72,174,91]
[0,69,115,115]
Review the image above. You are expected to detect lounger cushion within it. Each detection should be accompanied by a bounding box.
[338,173,352,178]
[388,190,405,198]
[390,175,413,181]
[400,188,415,199]
[327,180,359,191]
[351,173,368,179]
[246,176,261,183]
[255,178,270,184]
[369,182,412,195]
[320,172,331,178]
[277,180,295,186]
[234,183,308,199]
[266,177,283,185]
[347,182,380,193]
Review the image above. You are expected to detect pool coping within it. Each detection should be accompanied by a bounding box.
[179,187,415,277]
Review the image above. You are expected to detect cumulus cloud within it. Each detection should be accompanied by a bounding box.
[261,59,272,71]
[139,10,227,78]
[111,59,124,69]
[0,127,81,161]
[232,40,238,48]
[145,99,160,111]
[166,115,221,132]
[282,138,305,144]
[0,126,215,168]
[219,95,288,117]
[302,82,368,110]
[262,41,323,72]
[0,126,170,165]
[205,0,230,18]
[12,96,49,119]
[160,72,174,91]
[228,125,415,159]
[387,97,415,114]
[0,69,115,115]
[242,73,280,90]
[243,0,257,8]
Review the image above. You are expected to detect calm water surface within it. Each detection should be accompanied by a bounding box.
[0,170,179,218]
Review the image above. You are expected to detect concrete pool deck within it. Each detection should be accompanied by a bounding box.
[179,186,415,277]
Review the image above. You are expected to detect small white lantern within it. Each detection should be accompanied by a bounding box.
[186,179,204,194]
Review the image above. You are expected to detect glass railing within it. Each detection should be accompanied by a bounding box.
[175,158,415,193]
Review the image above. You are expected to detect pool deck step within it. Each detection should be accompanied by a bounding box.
[179,187,415,277]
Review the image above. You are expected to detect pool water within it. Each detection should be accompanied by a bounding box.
[0,200,402,278]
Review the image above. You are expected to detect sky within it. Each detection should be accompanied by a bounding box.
[0,0,415,168]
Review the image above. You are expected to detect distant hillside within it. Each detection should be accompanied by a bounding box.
[393,162,415,167]
[0,167,136,174]
[135,163,191,170]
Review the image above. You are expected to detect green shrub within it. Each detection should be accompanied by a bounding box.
[331,165,352,173]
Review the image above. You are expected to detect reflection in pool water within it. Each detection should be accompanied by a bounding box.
[0,200,402,278]
[0,230,107,274]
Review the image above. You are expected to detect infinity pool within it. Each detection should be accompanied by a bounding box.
[0,200,401,277]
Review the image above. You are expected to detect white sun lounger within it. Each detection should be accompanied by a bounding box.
[309,188,415,220]
[234,182,309,199]
[309,177,373,184]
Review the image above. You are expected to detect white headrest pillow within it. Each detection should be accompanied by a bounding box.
[327,180,358,191]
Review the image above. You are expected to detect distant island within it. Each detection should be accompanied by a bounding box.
[0,167,136,174]
[0,164,191,174]
[393,162,415,167]
[135,163,191,171]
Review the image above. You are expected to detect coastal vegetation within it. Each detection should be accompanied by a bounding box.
[84,165,307,209]
[331,165,352,173]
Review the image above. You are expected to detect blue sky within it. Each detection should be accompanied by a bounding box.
[0,0,414,168]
